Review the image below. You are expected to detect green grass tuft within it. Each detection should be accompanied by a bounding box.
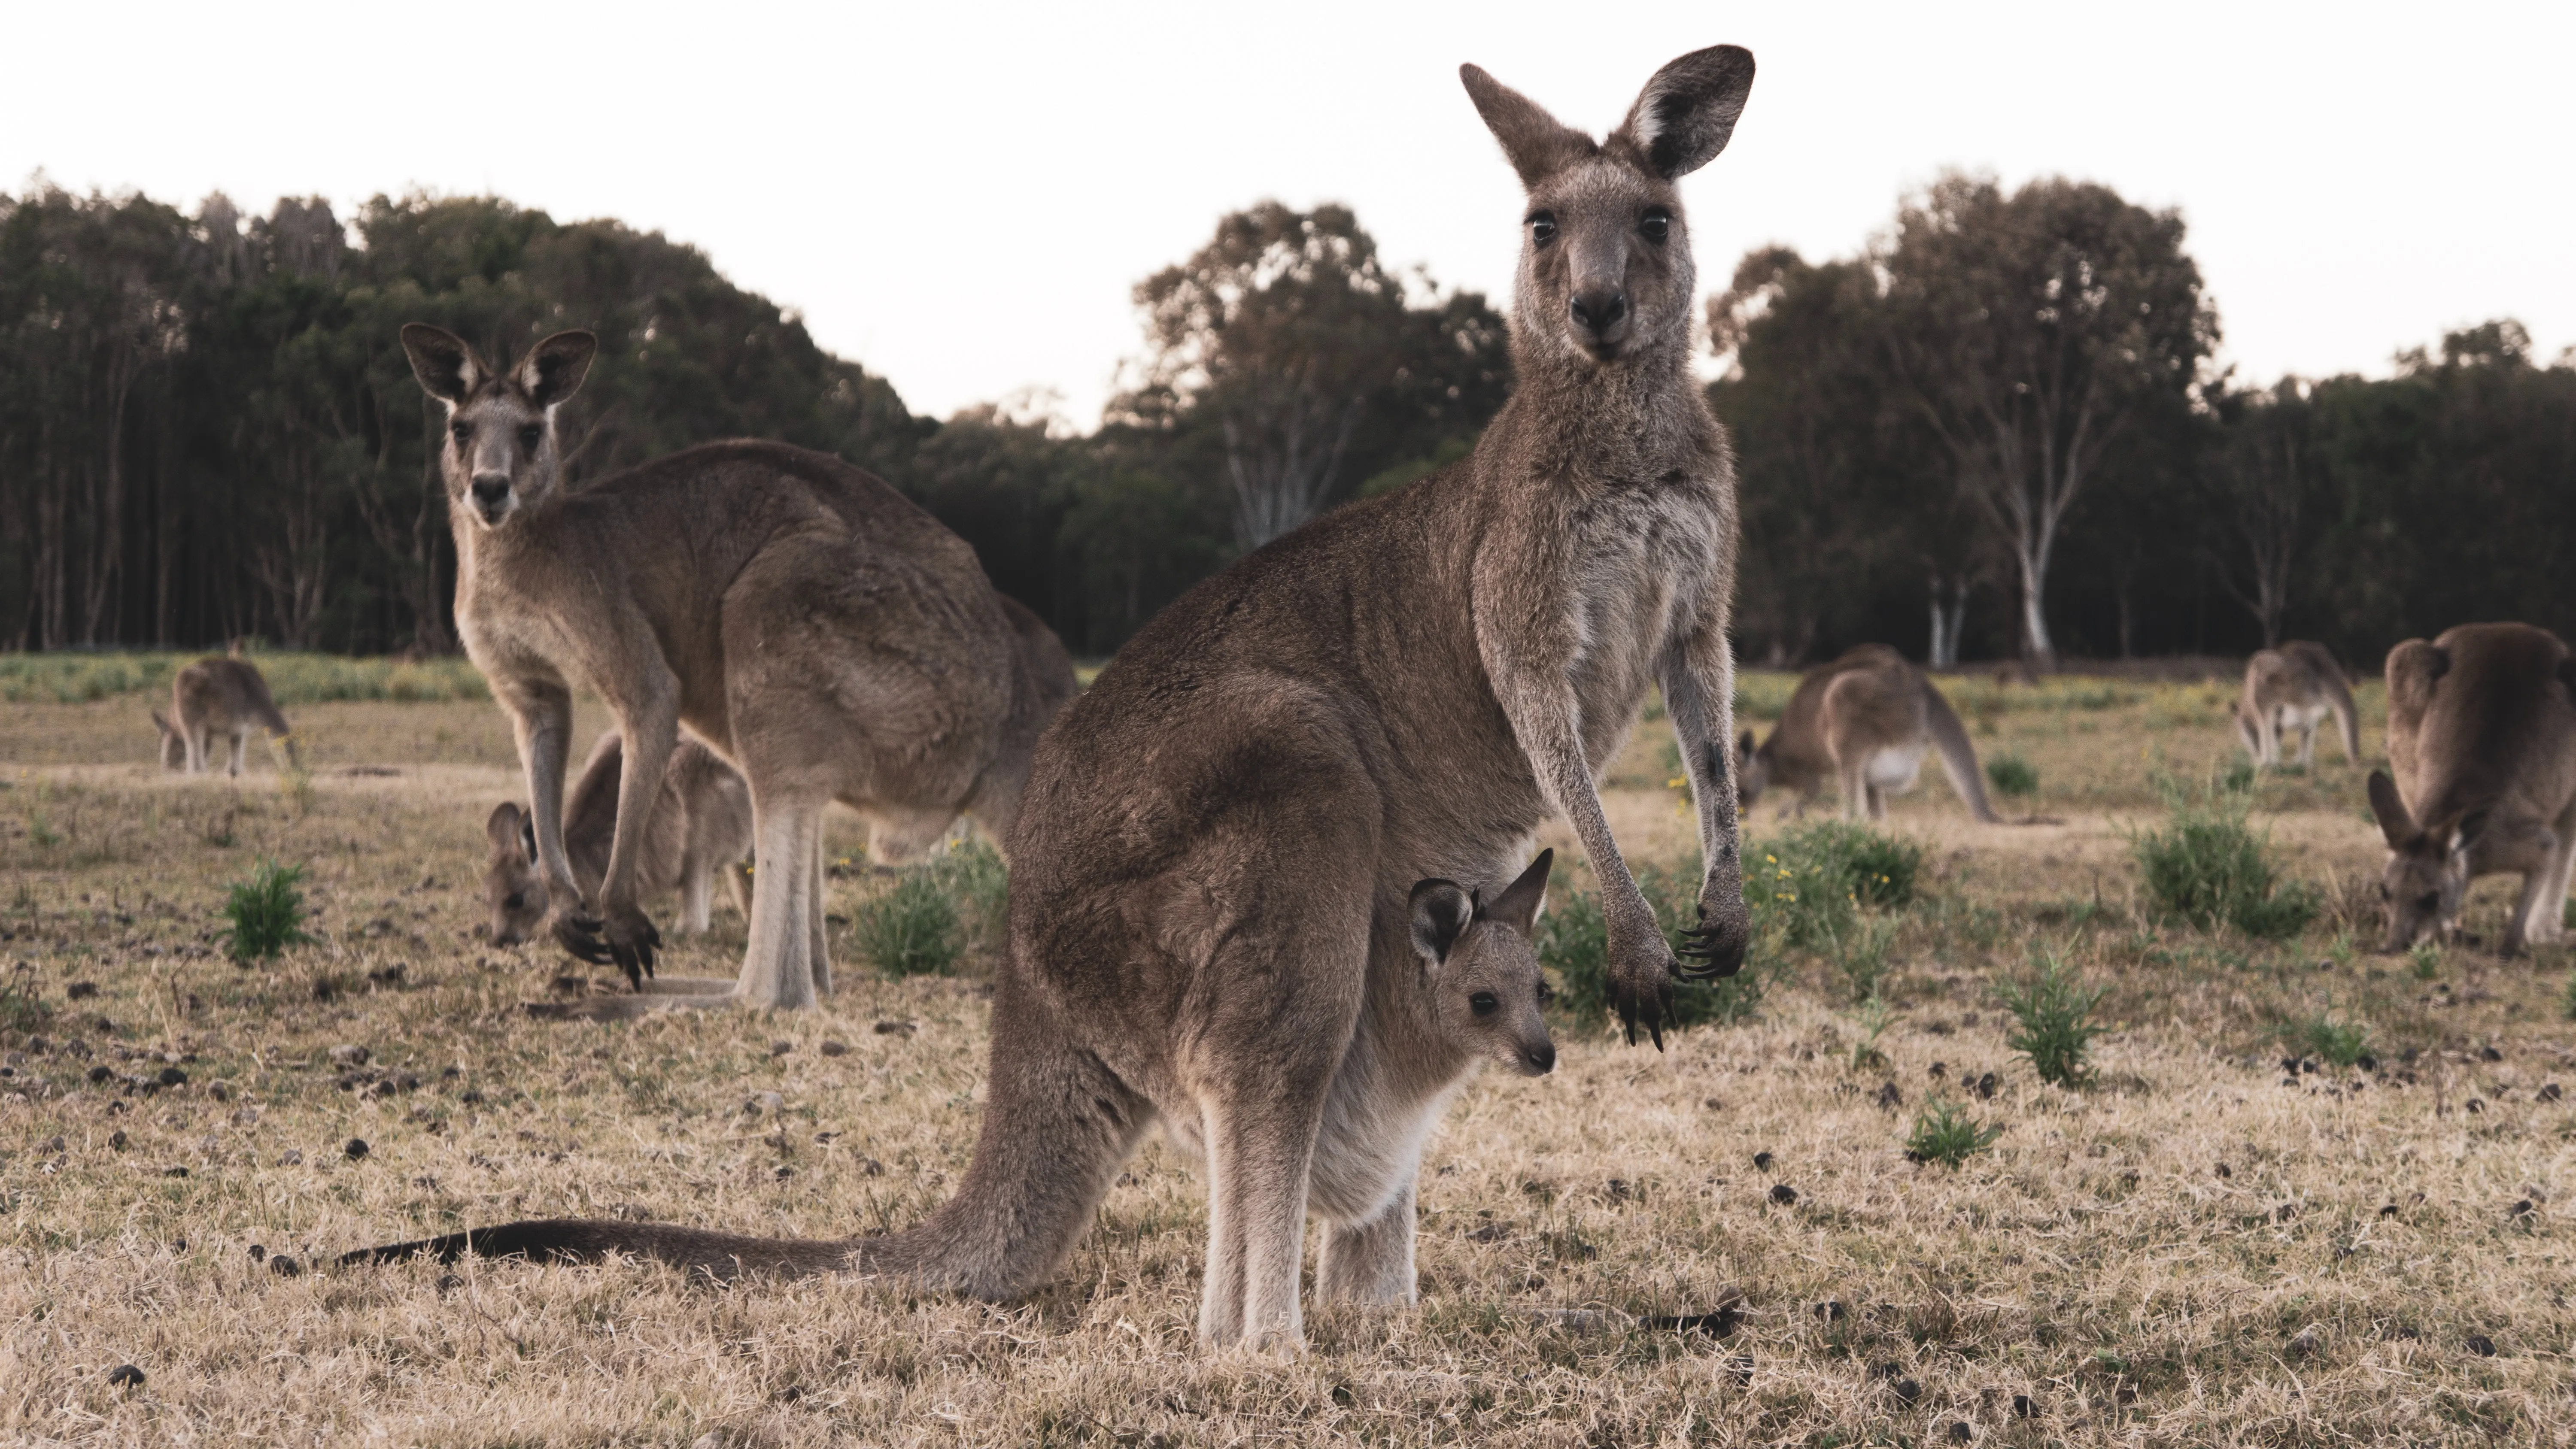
[2283,1011,2372,1068]
[854,873,962,977]
[1539,859,1772,1031]
[1905,1097,2005,1167]
[2132,794,2318,939]
[220,860,317,962]
[0,964,52,1032]
[1998,946,2108,1088]
[1984,752,2040,798]
[1746,821,1923,954]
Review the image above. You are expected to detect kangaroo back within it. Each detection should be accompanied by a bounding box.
[2282,640,2360,761]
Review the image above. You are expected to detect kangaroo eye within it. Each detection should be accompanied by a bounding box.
[1640,207,1671,244]
[1527,212,1556,245]
[502,892,526,912]
[1535,979,1556,1005]
[450,420,472,444]
[519,424,543,452]
[1469,991,1499,1017]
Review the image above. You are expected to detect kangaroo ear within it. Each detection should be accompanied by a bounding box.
[1410,878,1476,967]
[401,324,484,403]
[1613,45,1756,180]
[2365,770,2417,851]
[1737,729,1756,759]
[1460,64,1595,188]
[1485,849,1554,937]
[516,330,596,409]
[487,801,528,857]
[2451,808,2491,858]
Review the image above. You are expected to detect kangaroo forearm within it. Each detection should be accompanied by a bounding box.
[1504,689,1654,928]
[504,682,579,893]
[1660,652,1744,870]
[600,706,679,907]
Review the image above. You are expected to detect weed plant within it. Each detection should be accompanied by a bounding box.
[0,650,487,705]
[0,964,51,1032]
[854,873,962,977]
[1905,1098,2004,1167]
[1825,915,1899,1003]
[1539,859,1771,1030]
[2132,788,2318,939]
[1746,821,1923,952]
[2410,941,2442,982]
[2284,1011,2372,1067]
[928,837,1011,946]
[1999,946,2108,1088]
[220,860,316,962]
[1984,752,2040,797]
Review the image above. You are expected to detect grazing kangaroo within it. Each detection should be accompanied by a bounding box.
[352,48,1759,1354]
[2366,622,2576,955]
[150,657,300,776]
[398,323,1078,1010]
[484,731,753,947]
[2232,641,2359,767]
[1735,645,1997,822]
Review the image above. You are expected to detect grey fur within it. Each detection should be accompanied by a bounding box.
[1737,645,1997,823]
[483,731,753,947]
[2232,641,2360,767]
[151,657,298,776]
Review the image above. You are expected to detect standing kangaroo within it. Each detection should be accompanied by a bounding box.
[2366,622,2576,955]
[483,731,753,948]
[355,48,1758,1353]
[1735,645,1997,822]
[2232,640,2359,767]
[151,657,300,776]
[399,324,1078,1010]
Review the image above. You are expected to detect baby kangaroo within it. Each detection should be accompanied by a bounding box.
[151,656,300,776]
[2368,622,2576,955]
[484,731,753,948]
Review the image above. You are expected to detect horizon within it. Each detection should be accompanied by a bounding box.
[7,1,2570,426]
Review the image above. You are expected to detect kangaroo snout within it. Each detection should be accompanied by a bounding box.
[471,474,512,521]
[1569,286,1629,348]
[1520,1041,1557,1076]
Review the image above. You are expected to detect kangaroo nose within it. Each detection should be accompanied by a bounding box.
[1569,288,1628,335]
[471,475,510,509]
[1525,1042,1557,1075]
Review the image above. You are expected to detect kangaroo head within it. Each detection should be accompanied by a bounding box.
[483,800,550,945]
[400,324,597,531]
[2367,770,2470,951]
[1734,728,1769,810]
[1461,47,1753,369]
[1410,850,1558,1076]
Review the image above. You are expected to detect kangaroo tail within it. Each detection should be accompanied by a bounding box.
[1923,680,1999,822]
[2326,673,2362,763]
[343,965,1150,1298]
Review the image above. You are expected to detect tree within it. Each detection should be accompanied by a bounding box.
[1879,175,2217,665]
[2206,378,2320,648]
[1119,202,1507,550]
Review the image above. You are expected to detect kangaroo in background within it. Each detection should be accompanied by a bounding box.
[2367,622,2576,955]
[355,48,1759,1354]
[484,731,753,948]
[1735,645,1997,822]
[2232,640,2359,767]
[151,657,300,776]
[399,323,1078,1011]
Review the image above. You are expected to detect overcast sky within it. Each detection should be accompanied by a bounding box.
[7,1,2567,426]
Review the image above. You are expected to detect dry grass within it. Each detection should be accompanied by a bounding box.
[6,674,2576,1445]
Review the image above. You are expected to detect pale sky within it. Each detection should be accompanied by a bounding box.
[8,1,2568,427]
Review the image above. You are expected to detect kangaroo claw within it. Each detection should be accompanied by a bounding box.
[554,912,616,967]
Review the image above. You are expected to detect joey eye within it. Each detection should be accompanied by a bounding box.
[502,892,526,911]
[1469,991,1500,1017]
[1535,979,1556,1005]
[1527,212,1556,246]
[519,424,543,452]
[1640,207,1671,244]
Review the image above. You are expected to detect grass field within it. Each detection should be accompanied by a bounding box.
[6,667,2575,1445]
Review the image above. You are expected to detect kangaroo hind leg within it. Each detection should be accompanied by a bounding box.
[740,789,827,1009]
[1317,1176,1419,1307]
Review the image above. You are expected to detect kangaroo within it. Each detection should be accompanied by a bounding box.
[484,731,753,947]
[2232,640,2359,767]
[2366,622,2576,956]
[352,49,1759,1354]
[1735,645,1996,822]
[398,324,1078,1011]
[150,657,300,776]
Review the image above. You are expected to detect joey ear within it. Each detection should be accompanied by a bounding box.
[1409,878,1476,966]
[2365,770,2417,851]
[1485,849,1554,937]
[1460,64,1596,188]
[516,330,596,409]
[1613,45,1756,179]
[487,801,528,856]
[401,323,484,403]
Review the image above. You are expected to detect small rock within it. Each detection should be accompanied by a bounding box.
[106,1364,143,1389]
[747,1091,784,1115]
[67,982,98,1000]
[1752,1151,1774,1170]
[2215,1162,2232,1178]
[1768,1183,1798,1206]
[1467,1222,1510,1243]
[344,1137,370,1161]
[1725,1354,1755,1385]
[87,1065,112,1084]
[1874,1082,1903,1109]
[2287,1325,2321,1357]
[1948,1423,1973,1443]
[163,1166,188,1178]
[2466,1333,2497,1356]
[109,1130,128,1151]
[1813,1299,1845,1322]
[1928,1061,1947,1078]
[872,1020,915,1036]
[207,1080,231,1102]
[2480,1045,2503,1062]
[769,1040,793,1057]
[278,1149,302,1166]
[819,1039,850,1057]
[774,1165,793,1180]
[857,1158,885,1176]
[2512,1199,2536,1218]
[270,1255,301,1277]
[2467,1098,2485,1114]
[2274,1203,2297,1222]
[1891,1378,1922,1406]
[156,1066,186,1088]
[328,1045,369,1068]
[248,1244,266,1262]
[2012,1393,2036,1418]
[366,963,406,986]
[1972,1071,1998,1099]
[2379,1202,2400,1218]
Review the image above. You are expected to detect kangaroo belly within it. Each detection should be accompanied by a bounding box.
[1309,1088,1451,1225]
[1865,744,1926,791]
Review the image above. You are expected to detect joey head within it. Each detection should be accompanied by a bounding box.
[1409,851,1558,1078]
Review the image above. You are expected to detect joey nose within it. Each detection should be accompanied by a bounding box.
[1525,1042,1557,1075]
[1569,288,1628,337]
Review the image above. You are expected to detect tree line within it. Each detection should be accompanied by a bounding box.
[3,178,2568,665]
